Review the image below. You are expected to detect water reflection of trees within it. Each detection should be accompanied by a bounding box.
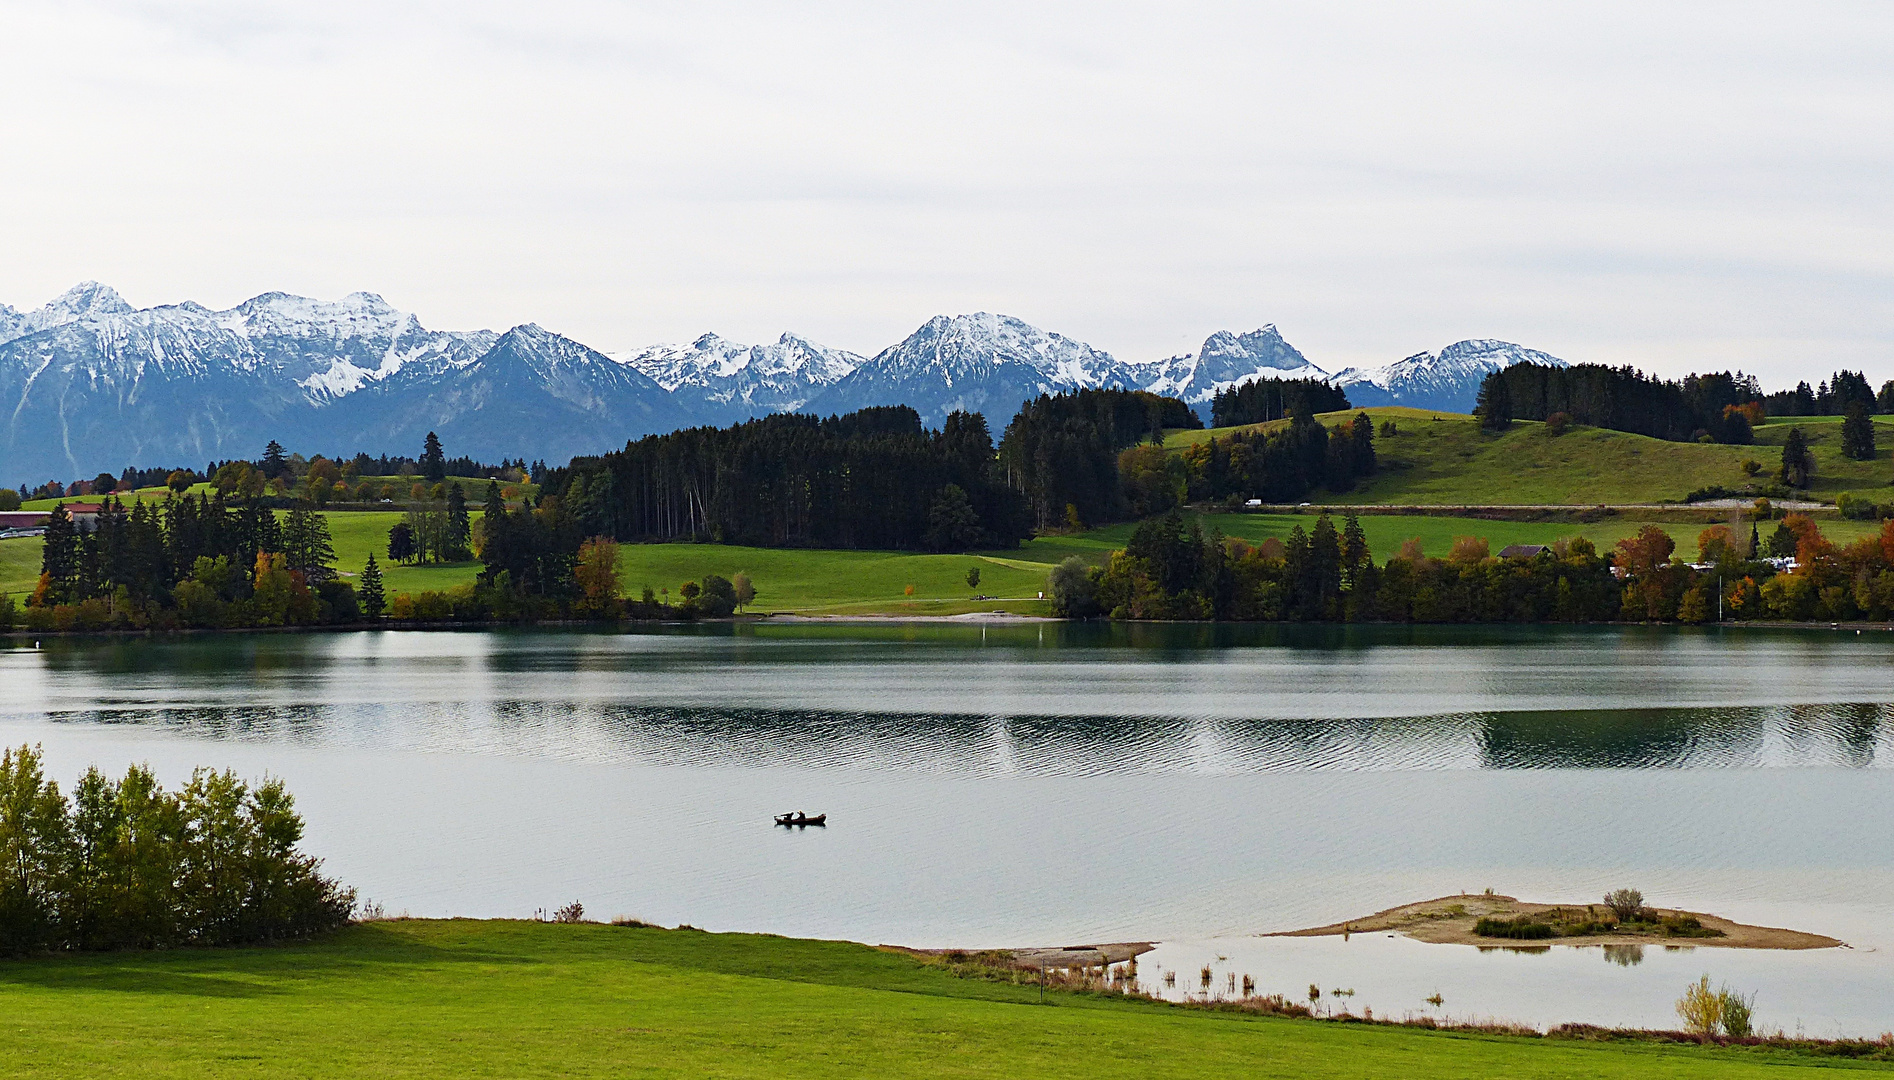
[1602,944,1644,967]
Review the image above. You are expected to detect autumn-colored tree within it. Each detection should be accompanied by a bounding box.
[1696,524,1736,564]
[731,572,755,612]
[573,537,621,617]
[1614,524,1676,576]
[1782,513,1834,567]
[1395,537,1425,564]
[1447,536,1490,566]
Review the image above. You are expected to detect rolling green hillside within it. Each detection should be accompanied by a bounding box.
[1166,408,1894,506]
[0,919,1868,1079]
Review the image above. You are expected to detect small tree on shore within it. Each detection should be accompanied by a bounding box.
[731,572,755,613]
[966,566,981,592]
[1604,888,1644,921]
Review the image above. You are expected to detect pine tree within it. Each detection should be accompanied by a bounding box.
[1341,514,1369,588]
[1780,426,1813,487]
[387,521,416,565]
[283,503,337,584]
[1841,403,1876,461]
[261,440,288,480]
[359,553,384,618]
[39,502,77,604]
[421,432,446,484]
[445,484,471,560]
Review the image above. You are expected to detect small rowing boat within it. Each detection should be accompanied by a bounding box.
[774,812,827,827]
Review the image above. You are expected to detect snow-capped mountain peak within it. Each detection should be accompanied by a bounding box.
[1140,325,1327,409]
[1331,339,1570,413]
[617,329,862,423]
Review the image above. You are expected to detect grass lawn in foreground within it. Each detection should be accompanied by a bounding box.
[0,919,1869,1079]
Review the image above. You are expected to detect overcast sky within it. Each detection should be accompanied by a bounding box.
[2,1,1890,382]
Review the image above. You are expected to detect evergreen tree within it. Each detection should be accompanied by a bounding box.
[282,503,337,584]
[387,521,416,565]
[1768,521,1798,558]
[421,433,446,484]
[261,440,288,480]
[359,553,384,618]
[1341,514,1369,588]
[38,502,77,604]
[1476,372,1513,431]
[1841,403,1876,461]
[1350,412,1376,475]
[1780,426,1813,487]
[445,484,471,560]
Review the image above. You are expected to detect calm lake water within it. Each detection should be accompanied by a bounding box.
[2,622,1892,1035]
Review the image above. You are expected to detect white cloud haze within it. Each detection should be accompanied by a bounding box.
[1,0,1890,384]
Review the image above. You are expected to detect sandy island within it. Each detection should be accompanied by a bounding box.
[1275,893,1841,950]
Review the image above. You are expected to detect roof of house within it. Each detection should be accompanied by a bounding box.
[1497,543,1548,559]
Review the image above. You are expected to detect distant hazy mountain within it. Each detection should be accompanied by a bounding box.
[806,312,1140,426]
[1140,327,1327,417]
[620,332,861,426]
[1331,340,1570,413]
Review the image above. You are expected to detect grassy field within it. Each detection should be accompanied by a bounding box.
[1166,407,1894,505]
[0,919,1871,1079]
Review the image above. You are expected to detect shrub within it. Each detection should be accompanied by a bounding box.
[1604,888,1644,921]
[1544,412,1571,436]
[1473,916,1555,940]
[1047,556,1098,617]
[1676,974,1722,1039]
[1720,987,1756,1038]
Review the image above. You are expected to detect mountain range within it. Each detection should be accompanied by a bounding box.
[0,283,1567,483]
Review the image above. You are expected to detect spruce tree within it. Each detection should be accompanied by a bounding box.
[1841,403,1876,461]
[39,502,77,604]
[446,484,471,560]
[421,432,446,484]
[261,440,288,479]
[359,553,384,618]
[1341,514,1369,587]
[1780,426,1813,487]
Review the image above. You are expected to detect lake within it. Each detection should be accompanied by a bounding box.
[3,622,1892,1035]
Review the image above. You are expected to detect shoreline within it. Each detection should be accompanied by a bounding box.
[1272,893,1843,951]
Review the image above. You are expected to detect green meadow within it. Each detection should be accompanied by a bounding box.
[1166,408,1894,506]
[0,919,1873,1079]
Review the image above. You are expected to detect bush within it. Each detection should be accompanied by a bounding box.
[1604,888,1644,921]
[1473,916,1555,940]
[1544,412,1570,436]
[1047,556,1099,617]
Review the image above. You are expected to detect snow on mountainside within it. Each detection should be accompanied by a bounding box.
[1138,326,1327,413]
[619,331,861,424]
[215,291,495,399]
[0,283,663,481]
[334,324,689,463]
[1332,340,1570,413]
[808,312,1137,425]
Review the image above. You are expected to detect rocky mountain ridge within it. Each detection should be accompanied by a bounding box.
[0,283,1569,481]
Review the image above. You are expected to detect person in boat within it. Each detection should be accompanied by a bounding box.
[793,811,806,824]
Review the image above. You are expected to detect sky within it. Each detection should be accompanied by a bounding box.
[1,0,1890,383]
